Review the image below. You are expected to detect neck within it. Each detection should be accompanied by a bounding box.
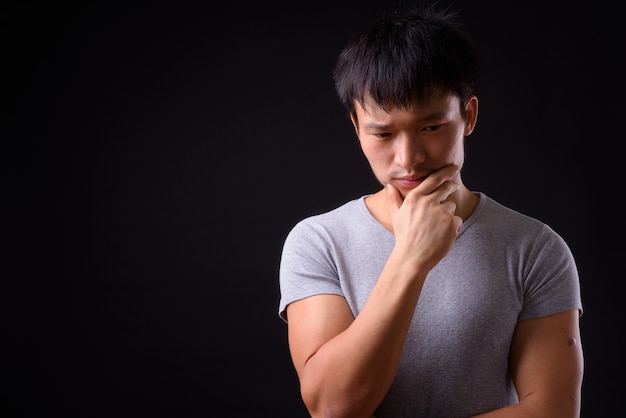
[365,185,478,232]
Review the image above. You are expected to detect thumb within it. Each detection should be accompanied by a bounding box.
[386,182,402,219]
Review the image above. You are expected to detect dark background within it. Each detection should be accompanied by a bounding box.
[2,0,624,416]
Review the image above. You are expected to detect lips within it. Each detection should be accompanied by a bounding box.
[395,175,428,188]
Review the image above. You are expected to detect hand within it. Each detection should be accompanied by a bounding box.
[386,164,463,273]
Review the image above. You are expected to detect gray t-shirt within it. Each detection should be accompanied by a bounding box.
[278,192,582,417]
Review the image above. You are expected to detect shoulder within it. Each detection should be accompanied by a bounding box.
[477,193,542,225]
[468,193,571,251]
[287,196,370,237]
[471,193,551,234]
[473,192,576,263]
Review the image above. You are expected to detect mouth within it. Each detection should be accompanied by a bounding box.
[394,174,429,189]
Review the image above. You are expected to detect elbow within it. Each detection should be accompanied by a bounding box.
[301,385,342,418]
[300,383,374,418]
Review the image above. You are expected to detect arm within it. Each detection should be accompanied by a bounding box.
[286,255,426,418]
[472,309,584,418]
[285,166,462,418]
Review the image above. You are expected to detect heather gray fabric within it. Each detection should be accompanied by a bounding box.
[278,192,582,417]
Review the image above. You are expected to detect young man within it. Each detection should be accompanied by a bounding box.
[278,4,583,417]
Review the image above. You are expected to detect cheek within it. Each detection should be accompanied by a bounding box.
[361,142,391,165]
[432,132,465,159]
[446,139,466,167]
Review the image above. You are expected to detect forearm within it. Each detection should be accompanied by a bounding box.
[300,251,428,417]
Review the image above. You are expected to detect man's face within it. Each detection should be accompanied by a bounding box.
[351,93,477,199]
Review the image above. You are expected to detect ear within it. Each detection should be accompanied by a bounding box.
[464,96,478,136]
[349,112,360,137]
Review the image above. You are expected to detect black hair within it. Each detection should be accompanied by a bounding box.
[333,3,479,115]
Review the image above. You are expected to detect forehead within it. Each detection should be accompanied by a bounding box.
[356,92,461,119]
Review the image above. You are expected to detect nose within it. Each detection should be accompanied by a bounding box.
[393,134,424,169]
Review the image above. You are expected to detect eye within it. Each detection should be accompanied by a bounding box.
[372,132,392,139]
[423,124,442,132]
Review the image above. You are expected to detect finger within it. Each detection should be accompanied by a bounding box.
[440,198,463,232]
[417,164,460,194]
[436,181,460,203]
[441,199,458,215]
[453,214,463,233]
[405,178,459,205]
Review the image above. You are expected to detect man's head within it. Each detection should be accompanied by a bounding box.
[333,4,480,199]
[333,4,479,119]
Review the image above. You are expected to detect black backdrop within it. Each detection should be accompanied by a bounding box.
[3,1,624,416]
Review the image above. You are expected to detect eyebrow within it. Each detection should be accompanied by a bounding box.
[363,110,450,131]
[363,122,393,130]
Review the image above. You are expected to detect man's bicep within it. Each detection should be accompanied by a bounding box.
[510,309,583,415]
[286,294,354,376]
